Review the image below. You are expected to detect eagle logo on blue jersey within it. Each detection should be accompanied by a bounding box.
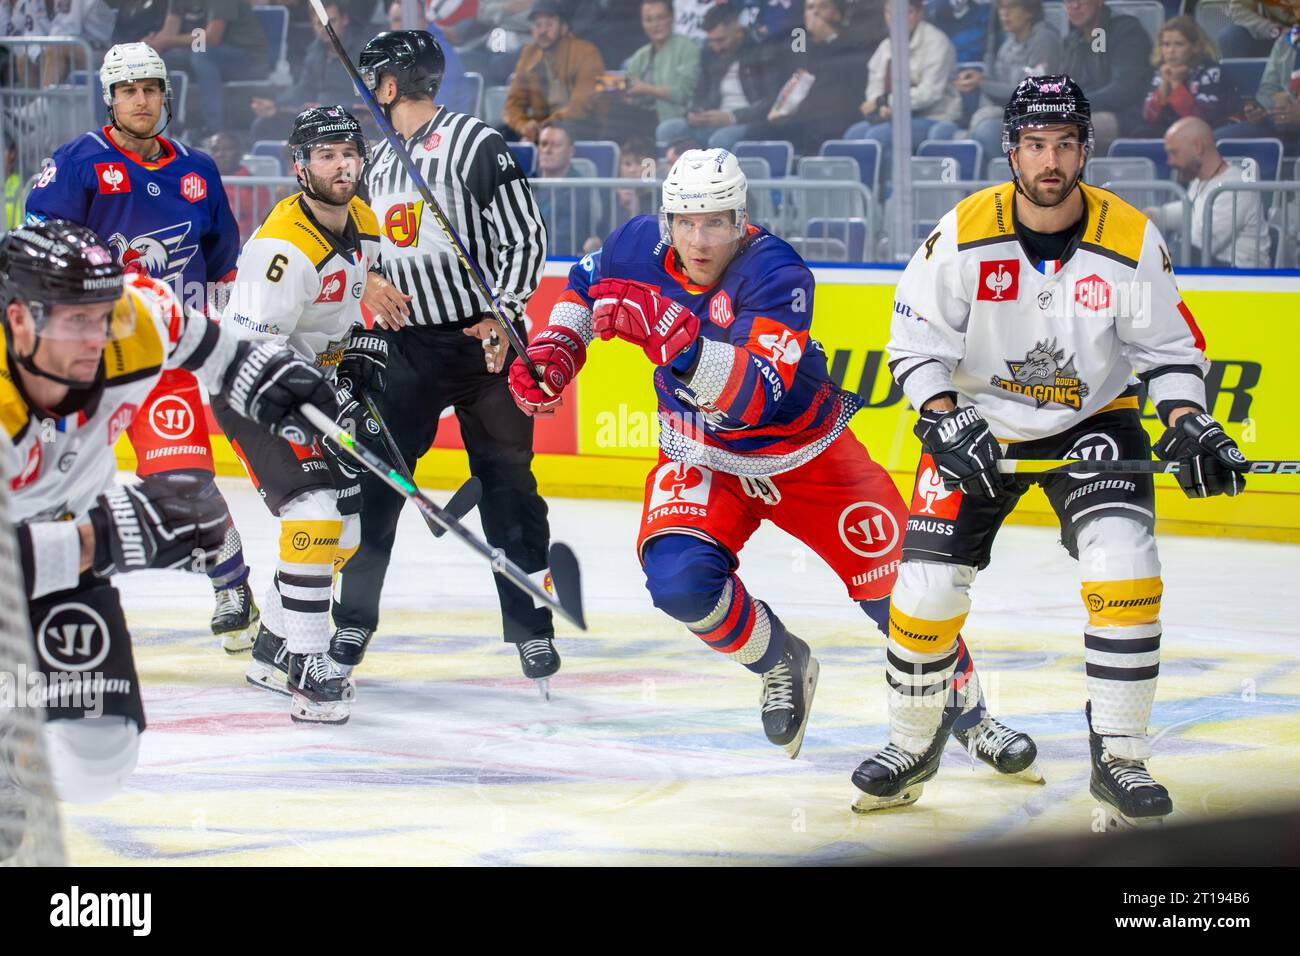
[107,221,198,283]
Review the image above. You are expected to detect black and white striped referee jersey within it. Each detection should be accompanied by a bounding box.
[364,107,546,327]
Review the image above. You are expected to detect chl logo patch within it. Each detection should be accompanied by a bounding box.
[838,501,900,559]
[647,461,712,510]
[149,394,194,440]
[10,442,41,491]
[37,603,111,671]
[316,270,347,304]
[977,259,1019,301]
[1074,274,1111,312]
[180,172,207,203]
[107,403,139,445]
[709,290,735,328]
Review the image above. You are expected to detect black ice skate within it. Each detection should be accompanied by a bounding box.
[953,714,1043,782]
[1088,706,1172,829]
[759,634,819,759]
[288,652,351,725]
[244,625,290,696]
[329,626,374,676]
[212,581,260,654]
[517,636,561,700]
[850,727,952,813]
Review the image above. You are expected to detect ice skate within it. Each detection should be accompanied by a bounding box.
[954,714,1043,782]
[760,633,819,759]
[212,581,259,654]
[245,625,290,696]
[517,636,560,700]
[288,652,352,725]
[1088,707,1171,829]
[851,728,951,812]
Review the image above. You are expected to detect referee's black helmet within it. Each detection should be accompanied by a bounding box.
[359,30,446,102]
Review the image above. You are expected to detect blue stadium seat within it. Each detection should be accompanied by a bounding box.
[733,140,794,177]
[456,71,483,118]
[1216,137,1283,181]
[1220,58,1267,101]
[253,6,289,70]
[574,140,620,178]
[918,139,984,181]
[806,218,868,261]
[1108,139,1171,180]
[509,142,536,176]
[819,140,881,196]
[251,139,288,175]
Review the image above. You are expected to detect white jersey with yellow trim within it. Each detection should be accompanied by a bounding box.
[1,272,239,523]
[888,182,1210,443]
[219,193,380,371]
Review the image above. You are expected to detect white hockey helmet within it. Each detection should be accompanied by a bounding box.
[99,43,172,106]
[660,148,748,243]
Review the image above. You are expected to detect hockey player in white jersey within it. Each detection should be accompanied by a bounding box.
[0,219,337,806]
[214,106,383,725]
[852,76,1248,826]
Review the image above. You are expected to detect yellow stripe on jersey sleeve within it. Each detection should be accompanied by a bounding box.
[349,196,380,242]
[253,194,334,271]
[1078,183,1147,267]
[103,290,165,384]
[0,345,30,442]
[954,183,1017,249]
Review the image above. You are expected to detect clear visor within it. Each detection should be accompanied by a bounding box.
[660,209,747,248]
[33,297,124,342]
[359,65,379,91]
[297,141,365,178]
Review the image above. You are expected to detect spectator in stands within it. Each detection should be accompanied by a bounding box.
[1136,16,1241,136]
[3,134,20,228]
[737,0,805,43]
[534,120,602,255]
[675,0,722,42]
[926,0,992,63]
[202,129,276,241]
[572,0,649,69]
[108,0,169,45]
[249,0,363,141]
[758,0,869,154]
[1144,116,1267,268]
[2,0,50,85]
[1060,0,1151,149]
[654,2,793,149]
[608,135,656,231]
[1218,0,1294,58]
[960,0,1062,172]
[461,0,533,86]
[844,0,961,152]
[665,134,704,168]
[41,0,116,85]
[145,0,272,137]
[502,0,606,142]
[1215,0,1300,151]
[619,0,702,133]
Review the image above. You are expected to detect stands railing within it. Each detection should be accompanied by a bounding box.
[1199,181,1300,271]
[1098,180,1192,267]
[0,37,98,187]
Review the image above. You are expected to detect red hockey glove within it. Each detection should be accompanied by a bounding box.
[507,326,587,416]
[589,278,700,366]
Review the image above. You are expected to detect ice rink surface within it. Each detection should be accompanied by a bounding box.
[61,475,1300,865]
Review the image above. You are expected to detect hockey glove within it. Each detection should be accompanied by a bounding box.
[223,341,338,446]
[589,278,700,366]
[1153,410,1247,498]
[508,326,586,416]
[321,383,383,478]
[915,405,1005,498]
[88,473,229,578]
[336,328,389,395]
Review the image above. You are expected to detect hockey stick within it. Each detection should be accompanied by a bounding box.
[357,387,481,539]
[997,458,1300,477]
[307,0,542,386]
[301,403,586,630]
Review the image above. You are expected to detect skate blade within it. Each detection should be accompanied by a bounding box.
[1015,761,1045,784]
[341,677,357,703]
[535,678,551,701]
[245,661,290,697]
[781,655,820,760]
[1098,803,1168,831]
[290,693,350,725]
[220,620,259,654]
[851,782,924,814]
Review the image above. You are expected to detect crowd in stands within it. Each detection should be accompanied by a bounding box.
[2,0,1298,263]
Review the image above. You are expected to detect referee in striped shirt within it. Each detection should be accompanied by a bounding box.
[330,29,559,684]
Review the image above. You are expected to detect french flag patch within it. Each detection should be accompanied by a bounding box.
[1035,258,1062,276]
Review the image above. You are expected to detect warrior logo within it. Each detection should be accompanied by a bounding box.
[384,201,424,247]
[838,501,899,559]
[1066,432,1118,479]
[148,394,194,440]
[990,338,1090,409]
[37,603,111,671]
[107,221,198,284]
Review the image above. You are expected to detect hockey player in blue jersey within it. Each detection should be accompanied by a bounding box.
[24,42,260,653]
[508,149,1038,791]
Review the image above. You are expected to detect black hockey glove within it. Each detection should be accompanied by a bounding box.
[88,474,228,578]
[223,341,338,447]
[321,382,382,478]
[1153,410,1247,498]
[336,328,388,396]
[915,404,1005,498]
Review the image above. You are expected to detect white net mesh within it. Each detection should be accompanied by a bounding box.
[0,440,66,866]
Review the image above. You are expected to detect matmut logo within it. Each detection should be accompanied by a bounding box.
[316,270,347,303]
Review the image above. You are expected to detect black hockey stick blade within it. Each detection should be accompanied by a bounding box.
[433,476,482,537]
[547,542,587,631]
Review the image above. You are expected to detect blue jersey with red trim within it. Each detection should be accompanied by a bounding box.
[25,127,239,310]
[565,215,862,476]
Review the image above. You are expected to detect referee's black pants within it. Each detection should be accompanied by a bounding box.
[332,323,554,644]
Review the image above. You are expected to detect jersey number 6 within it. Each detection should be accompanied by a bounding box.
[266,253,289,283]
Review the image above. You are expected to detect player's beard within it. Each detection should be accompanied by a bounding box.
[1021,168,1076,207]
[304,168,359,207]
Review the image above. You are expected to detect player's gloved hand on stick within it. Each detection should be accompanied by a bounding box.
[223,341,338,445]
[508,326,586,416]
[589,278,700,366]
[1153,409,1248,498]
[337,328,389,395]
[915,403,1005,498]
[88,473,229,578]
[321,385,383,477]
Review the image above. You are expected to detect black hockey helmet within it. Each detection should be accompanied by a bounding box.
[289,105,369,167]
[358,30,446,102]
[0,219,124,319]
[1002,74,1094,154]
